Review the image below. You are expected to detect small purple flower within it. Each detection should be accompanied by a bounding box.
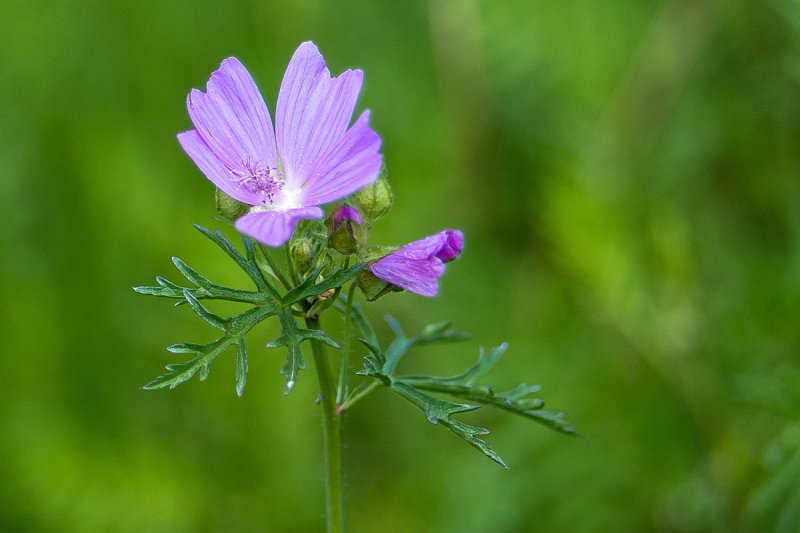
[177,42,383,247]
[370,230,464,297]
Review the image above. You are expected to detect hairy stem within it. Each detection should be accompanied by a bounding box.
[306,315,343,533]
[337,282,357,403]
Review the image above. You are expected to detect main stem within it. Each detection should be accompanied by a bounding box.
[305,315,343,533]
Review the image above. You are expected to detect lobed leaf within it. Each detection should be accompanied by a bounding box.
[267,308,340,395]
[390,381,507,468]
[234,338,248,397]
[143,304,275,393]
[193,224,281,300]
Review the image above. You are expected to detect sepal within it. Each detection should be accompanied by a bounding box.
[353,162,393,221]
[326,204,368,255]
[215,188,250,221]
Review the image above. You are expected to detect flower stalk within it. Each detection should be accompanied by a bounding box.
[306,314,344,533]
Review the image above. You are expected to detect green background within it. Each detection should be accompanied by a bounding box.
[2,0,800,531]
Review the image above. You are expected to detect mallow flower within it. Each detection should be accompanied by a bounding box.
[178,42,383,247]
[369,230,464,297]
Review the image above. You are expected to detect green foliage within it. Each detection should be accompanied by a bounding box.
[135,226,363,396]
[356,316,575,467]
[266,307,339,394]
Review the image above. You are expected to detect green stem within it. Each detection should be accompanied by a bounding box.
[337,282,357,403]
[305,315,343,533]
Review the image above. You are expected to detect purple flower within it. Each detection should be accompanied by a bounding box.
[369,230,464,297]
[177,42,383,247]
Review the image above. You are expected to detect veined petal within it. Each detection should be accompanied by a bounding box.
[177,129,261,205]
[235,207,323,247]
[369,229,464,297]
[298,110,382,206]
[276,42,364,189]
[187,57,277,173]
[370,254,445,298]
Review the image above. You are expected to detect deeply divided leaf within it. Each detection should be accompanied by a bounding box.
[267,308,340,395]
[143,304,275,393]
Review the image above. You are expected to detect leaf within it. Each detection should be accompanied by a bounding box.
[355,337,389,384]
[234,338,248,397]
[390,381,507,468]
[143,304,275,392]
[352,323,577,466]
[183,289,226,330]
[413,321,474,345]
[266,308,340,395]
[399,344,577,435]
[281,262,366,306]
[133,257,274,306]
[193,224,281,300]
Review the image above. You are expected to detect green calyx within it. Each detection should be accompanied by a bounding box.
[215,188,251,221]
[326,206,368,255]
[353,163,393,222]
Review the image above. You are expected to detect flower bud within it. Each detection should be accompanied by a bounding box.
[326,204,368,255]
[215,188,251,221]
[434,230,464,263]
[289,237,316,272]
[353,163,393,222]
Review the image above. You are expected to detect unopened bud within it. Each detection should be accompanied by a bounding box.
[289,237,316,272]
[353,163,393,222]
[326,204,368,255]
[434,230,464,263]
[215,188,250,221]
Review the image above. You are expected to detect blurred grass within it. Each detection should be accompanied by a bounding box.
[2,0,800,531]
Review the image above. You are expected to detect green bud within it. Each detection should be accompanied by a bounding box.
[326,204,368,255]
[289,237,316,273]
[353,163,393,222]
[215,188,250,221]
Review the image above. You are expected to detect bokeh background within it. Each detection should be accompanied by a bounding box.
[2,0,800,531]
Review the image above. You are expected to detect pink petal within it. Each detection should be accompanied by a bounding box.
[234,207,323,247]
[370,254,445,298]
[177,129,262,205]
[275,42,364,189]
[187,57,277,173]
[298,110,382,206]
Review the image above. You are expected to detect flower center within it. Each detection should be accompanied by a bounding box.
[232,157,284,205]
